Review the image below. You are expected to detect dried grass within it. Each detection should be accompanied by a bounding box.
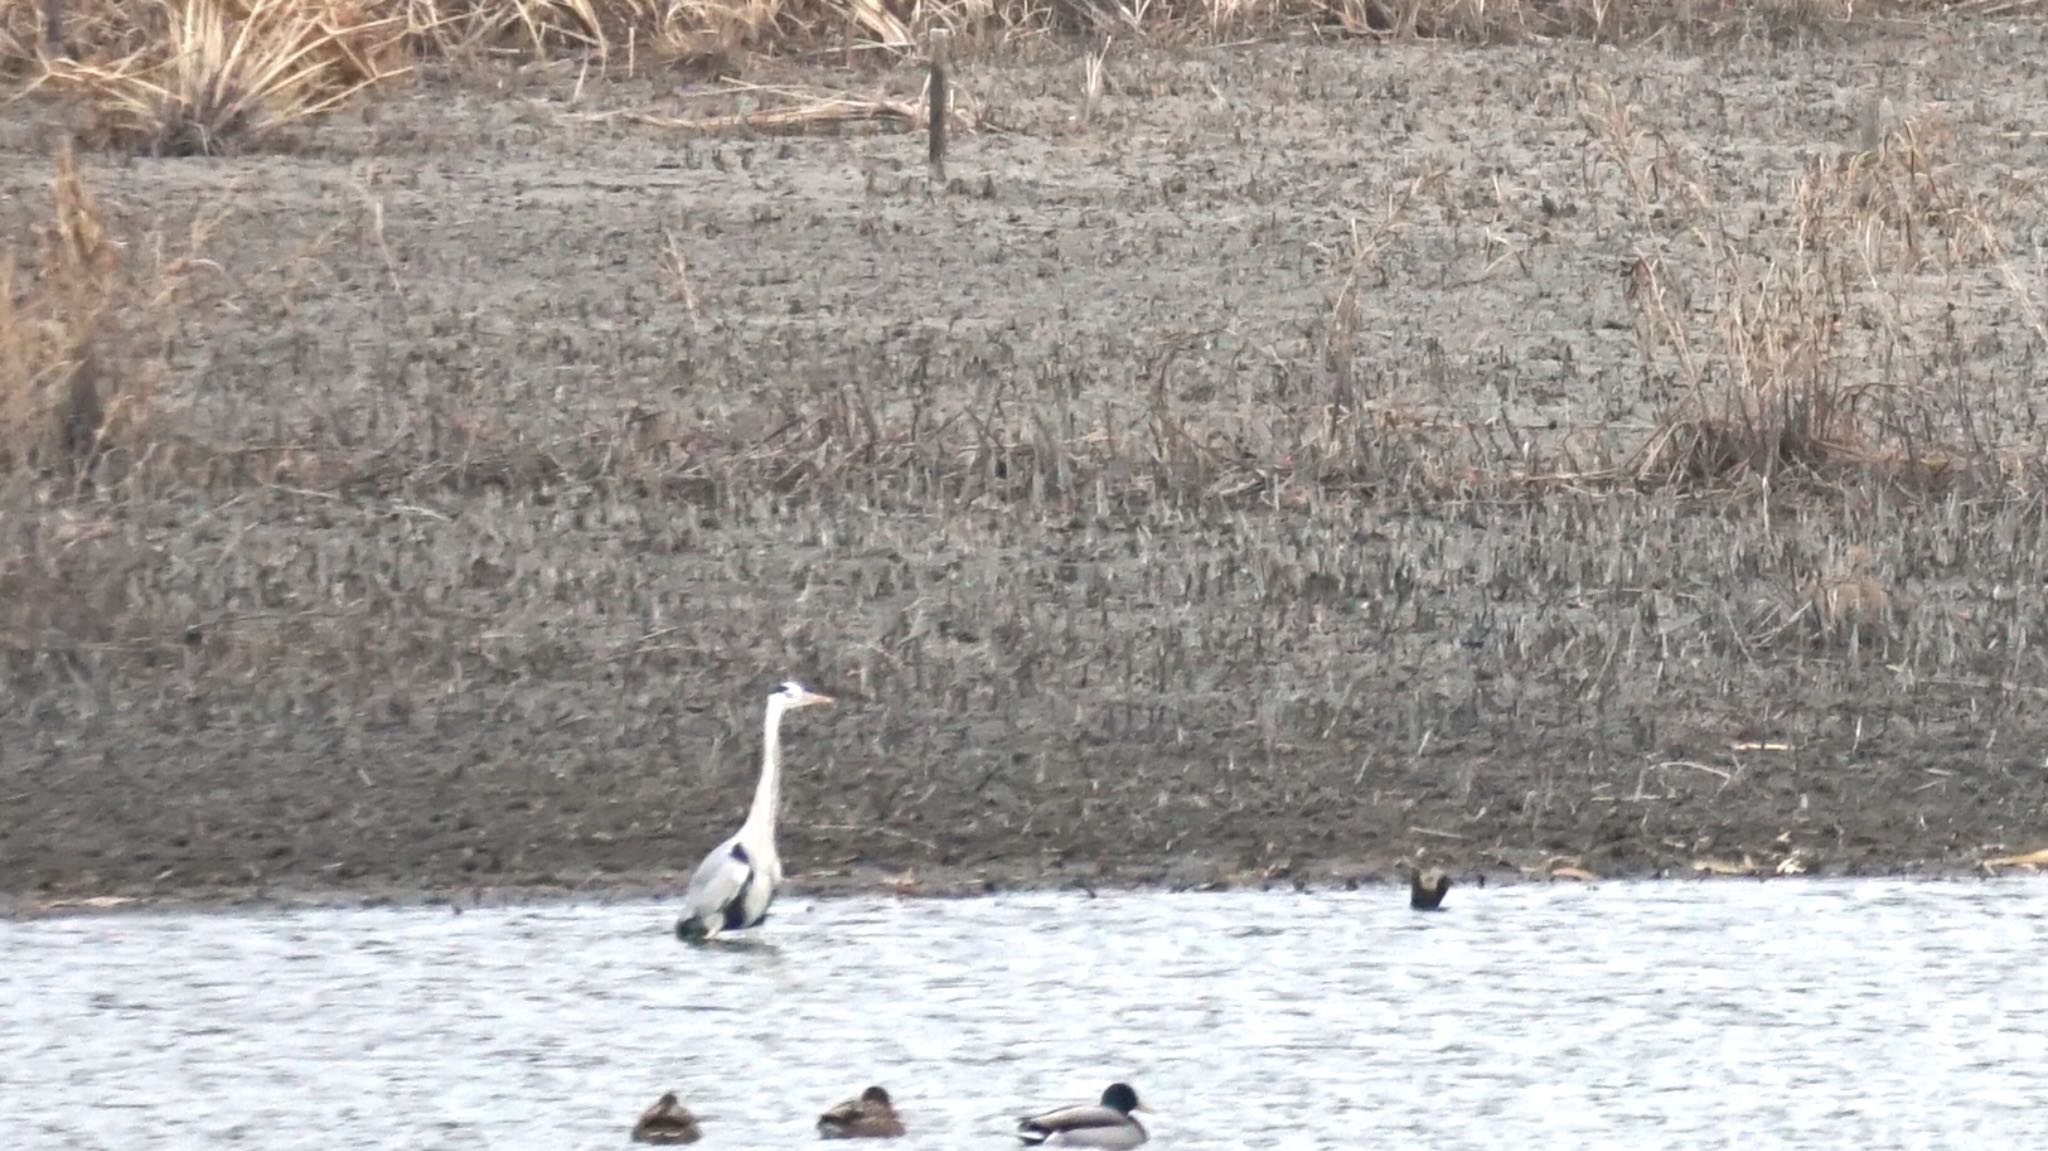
[1,146,221,481]
[32,0,408,155]
[1576,81,2032,492]
[1,0,2016,82]
[576,76,966,133]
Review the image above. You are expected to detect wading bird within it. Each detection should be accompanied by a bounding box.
[1017,1082,1148,1148]
[1410,868,1452,911]
[631,1092,701,1144]
[817,1085,906,1139]
[675,680,834,942]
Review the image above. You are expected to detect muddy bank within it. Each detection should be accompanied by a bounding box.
[5,25,2048,909]
[3,852,2031,924]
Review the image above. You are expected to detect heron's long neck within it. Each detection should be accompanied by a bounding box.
[742,701,787,839]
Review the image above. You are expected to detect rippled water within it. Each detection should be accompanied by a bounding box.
[5,879,2047,1148]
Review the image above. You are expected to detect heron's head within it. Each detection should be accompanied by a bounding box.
[772,680,835,710]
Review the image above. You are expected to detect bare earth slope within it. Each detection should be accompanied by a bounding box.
[5,22,2048,908]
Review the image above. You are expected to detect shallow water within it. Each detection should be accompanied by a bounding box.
[5,879,2047,1149]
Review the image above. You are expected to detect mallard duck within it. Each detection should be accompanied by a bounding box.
[631,1092,701,1145]
[817,1084,906,1139]
[1410,868,1451,911]
[1016,1082,1147,1148]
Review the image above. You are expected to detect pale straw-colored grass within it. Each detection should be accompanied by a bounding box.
[36,0,407,154]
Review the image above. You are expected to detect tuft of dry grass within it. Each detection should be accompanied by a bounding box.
[1596,89,2029,491]
[3,146,128,477]
[575,77,953,133]
[1,145,215,480]
[37,0,408,155]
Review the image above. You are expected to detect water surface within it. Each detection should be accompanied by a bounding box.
[5,879,2046,1148]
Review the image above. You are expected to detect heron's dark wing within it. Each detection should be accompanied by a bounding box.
[681,838,753,926]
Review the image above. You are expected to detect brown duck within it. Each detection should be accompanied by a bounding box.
[817,1085,907,1139]
[631,1092,701,1145]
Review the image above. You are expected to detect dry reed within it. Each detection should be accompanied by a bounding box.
[1570,81,2033,492]
[2,146,182,477]
[1,0,2010,81]
[34,0,408,155]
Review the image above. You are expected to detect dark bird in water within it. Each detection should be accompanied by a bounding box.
[817,1085,907,1139]
[1017,1082,1148,1148]
[631,1092,701,1145]
[1410,868,1452,911]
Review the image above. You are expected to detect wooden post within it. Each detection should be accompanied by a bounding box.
[926,29,951,187]
[43,0,66,58]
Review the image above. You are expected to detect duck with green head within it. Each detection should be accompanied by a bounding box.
[1016,1082,1147,1148]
